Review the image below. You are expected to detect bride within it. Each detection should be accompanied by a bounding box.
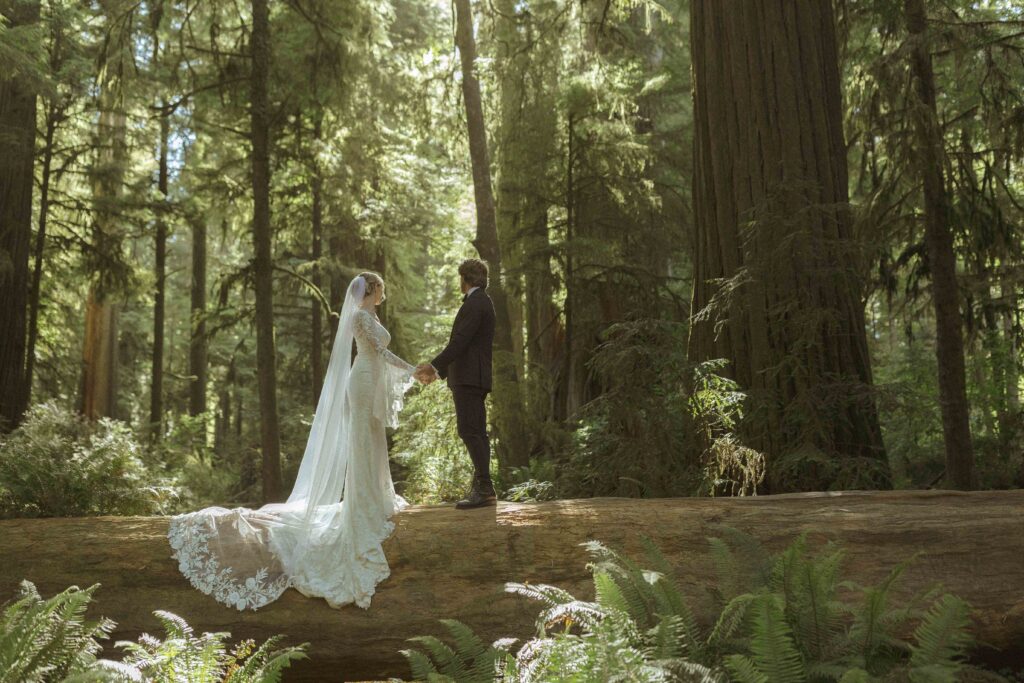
[167,272,421,610]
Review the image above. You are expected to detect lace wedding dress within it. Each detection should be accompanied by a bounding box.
[167,276,417,610]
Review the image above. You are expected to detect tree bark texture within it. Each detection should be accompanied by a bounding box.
[687,0,888,492]
[0,490,1021,680]
[0,0,40,432]
[250,0,284,502]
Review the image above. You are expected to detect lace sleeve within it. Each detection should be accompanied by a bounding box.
[354,310,416,373]
[354,310,416,429]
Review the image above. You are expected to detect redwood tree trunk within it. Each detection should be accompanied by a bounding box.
[903,0,976,490]
[250,0,284,502]
[1,490,1021,680]
[687,0,888,492]
[0,0,39,432]
[453,0,528,473]
[82,0,130,422]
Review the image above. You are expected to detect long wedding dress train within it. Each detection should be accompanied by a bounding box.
[167,277,416,610]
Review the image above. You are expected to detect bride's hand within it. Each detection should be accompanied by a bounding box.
[413,364,436,384]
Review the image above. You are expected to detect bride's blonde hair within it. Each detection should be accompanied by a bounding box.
[359,271,385,302]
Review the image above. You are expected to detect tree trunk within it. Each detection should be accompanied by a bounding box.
[82,0,130,422]
[310,112,325,401]
[687,0,888,492]
[903,0,976,490]
[80,290,119,420]
[453,0,528,473]
[1,490,1021,680]
[189,214,207,421]
[24,109,56,419]
[150,103,169,441]
[0,0,39,432]
[250,0,284,503]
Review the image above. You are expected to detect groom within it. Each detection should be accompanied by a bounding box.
[415,258,497,510]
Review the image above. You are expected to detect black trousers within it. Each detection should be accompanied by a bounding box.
[451,386,491,485]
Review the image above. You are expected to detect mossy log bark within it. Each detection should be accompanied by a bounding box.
[1,490,1022,680]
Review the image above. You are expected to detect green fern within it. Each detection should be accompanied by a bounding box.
[745,592,806,682]
[0,580,114,683]
[403,533,984,683]
[906,593,974,680]
[399,618,517,683]
[767,532,846,661]
[114,609,306,682]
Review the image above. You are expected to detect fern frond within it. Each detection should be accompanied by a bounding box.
[400,647,441,679]
[908,594,973,672]
[706,592,757,652]
[724,654,771,683]
[746,593,806,683]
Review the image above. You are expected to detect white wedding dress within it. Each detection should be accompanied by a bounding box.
[167,276,417,610]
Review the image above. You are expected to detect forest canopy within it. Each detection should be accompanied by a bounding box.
[1,0,1022,514]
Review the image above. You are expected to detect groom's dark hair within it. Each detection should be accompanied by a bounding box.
[459,258,488,288]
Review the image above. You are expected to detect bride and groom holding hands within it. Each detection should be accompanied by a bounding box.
[168,257,499,611]
[411,257,498,510]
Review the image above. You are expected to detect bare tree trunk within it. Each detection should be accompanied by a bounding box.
[250,0,284,503]
[150,103,169,441]
[310,112,325,401]
[687,0,888,492]
[453,0,528,473]
[189,214,207,421]
[0,0,39,432]
[81,290,119,419]
[903,0,976,490]
[82,0,131,422]
[24,109,56,418]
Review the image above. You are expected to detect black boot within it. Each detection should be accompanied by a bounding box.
[455,475,497,509]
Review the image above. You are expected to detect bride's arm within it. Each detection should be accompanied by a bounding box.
[354,310,416,374]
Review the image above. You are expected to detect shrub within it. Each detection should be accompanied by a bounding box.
[0,402,179,518]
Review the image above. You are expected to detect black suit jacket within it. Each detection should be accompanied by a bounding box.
[430,287,495,392]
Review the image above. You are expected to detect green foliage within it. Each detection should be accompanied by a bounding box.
[0,581,114,683]
[502,459,558,503]
[389,383,482,504]
[115,610,307,682]
[0,580,305,683]
[399,618,517,683]
[0,402,179,518]
[561,319,763,499]
[402,531,991,683]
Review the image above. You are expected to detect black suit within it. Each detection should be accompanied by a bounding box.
[430,287,496,487]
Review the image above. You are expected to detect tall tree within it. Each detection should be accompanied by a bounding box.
[0,0,40,432]
[149,10,169,441]
[310,109,325,400]
[81,0,131,421]
[453,0,528,472]
[189,213,207,421]
[491,0,566,437]
[687,0,888,492]
[250,0,284,502]
[903,0,976,490]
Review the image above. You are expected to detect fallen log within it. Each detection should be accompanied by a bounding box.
[1,490,1022,681]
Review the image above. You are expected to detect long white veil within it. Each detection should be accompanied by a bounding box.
[168,275,387,610]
